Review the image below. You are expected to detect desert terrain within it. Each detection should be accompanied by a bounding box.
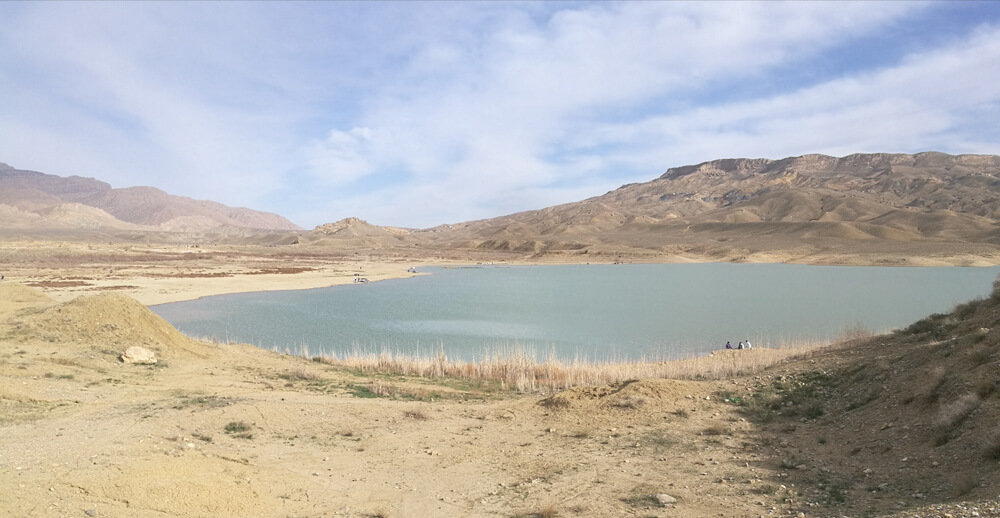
[3,241,1000,518]
[4,152,1000,517]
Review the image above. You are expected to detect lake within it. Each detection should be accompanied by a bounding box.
[151,263,1000,361]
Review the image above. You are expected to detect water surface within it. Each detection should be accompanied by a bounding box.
[152,264,1000,361]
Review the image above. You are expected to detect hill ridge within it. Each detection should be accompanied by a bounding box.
[0,162,301,232]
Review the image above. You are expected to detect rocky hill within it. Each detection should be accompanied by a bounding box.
[416,152,1000,262]
[0,162,301,232]
[301,217,417,248]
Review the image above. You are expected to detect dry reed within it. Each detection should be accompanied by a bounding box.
[194,326,875,394]
[306,341,832,393]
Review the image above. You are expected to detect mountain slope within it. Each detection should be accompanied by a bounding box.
[0,162,301,232]
[416,152,1000,259]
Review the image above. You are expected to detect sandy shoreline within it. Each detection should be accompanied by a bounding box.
[19,254,1000,307]
[3,236,998,306]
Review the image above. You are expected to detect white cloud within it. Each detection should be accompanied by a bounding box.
[2,2,998,229]
[303,127,377,185]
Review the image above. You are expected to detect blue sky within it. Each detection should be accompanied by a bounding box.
[2,1,999,229]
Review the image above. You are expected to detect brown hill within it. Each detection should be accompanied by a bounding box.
[301,217,417,248]
[0,162,301,232]
[418,152,1000,260]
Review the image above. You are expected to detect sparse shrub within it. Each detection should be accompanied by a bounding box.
[836,321,874,343]
[536,503,558,518]
[803,402,825,420]
[702,424,727,436]
[969,345,995,366]
[905,313,956,339]
[224,421,251,433]
[642,430,679,451]
[933,393,982,445]
[350,384,381,399]
[224,421,253,438]
[951,472,979,496]
[780,456,803,470]
[954,299,982,320]
[278,369,321,382]
[403,410,428,420]
[826,484,848,504]
[621,494,664,508]
[846,388,879,410]
[610,395,646,409]
[920,367,948,405]
[672,409,689,418]
[976,377,998,399]
[538,396,570,409]
[752,484,778,495]
[175,394,236,410]
[990,274,1000,303]
[984,426,1000,460]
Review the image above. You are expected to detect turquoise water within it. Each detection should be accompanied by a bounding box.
[151,263,1000,361]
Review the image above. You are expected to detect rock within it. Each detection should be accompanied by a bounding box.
[655,493,677,505]
[84,510,97,517]
[121,346,157,365]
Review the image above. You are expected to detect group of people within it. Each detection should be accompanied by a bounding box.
[724,340,753,350]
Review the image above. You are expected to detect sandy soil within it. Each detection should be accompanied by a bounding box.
[0,240,451,305]
[0,285,794,518]
[4,239,1000,518]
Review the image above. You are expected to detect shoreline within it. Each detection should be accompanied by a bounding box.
[3,234,997,306]
[24,254,1000,307]
[134,256,1000,306]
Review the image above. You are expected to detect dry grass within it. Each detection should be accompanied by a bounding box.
[933,393,982,445]
[278,369,321,381]
[305,340,833,393]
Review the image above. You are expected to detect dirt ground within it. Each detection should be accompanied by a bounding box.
[0,285,793,518]
[3,239,1000,518]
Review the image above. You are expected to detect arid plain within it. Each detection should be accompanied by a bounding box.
[4,153,1000,517]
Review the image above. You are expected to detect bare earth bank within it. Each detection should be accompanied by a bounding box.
[3,239,1000,517]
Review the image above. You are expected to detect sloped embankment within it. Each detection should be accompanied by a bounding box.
[729,282,1000,516]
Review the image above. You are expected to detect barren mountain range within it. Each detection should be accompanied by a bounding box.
[414,152,1000,251]
[5,153,1000,262]
[0,162,300,233]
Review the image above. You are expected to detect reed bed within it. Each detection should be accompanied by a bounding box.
[202,324,879,394]
[304,340,835,393]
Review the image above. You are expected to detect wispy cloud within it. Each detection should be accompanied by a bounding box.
[1,2,998,228]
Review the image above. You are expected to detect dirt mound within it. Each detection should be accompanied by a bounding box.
[16,292,212,359]
[541,378,699,411]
